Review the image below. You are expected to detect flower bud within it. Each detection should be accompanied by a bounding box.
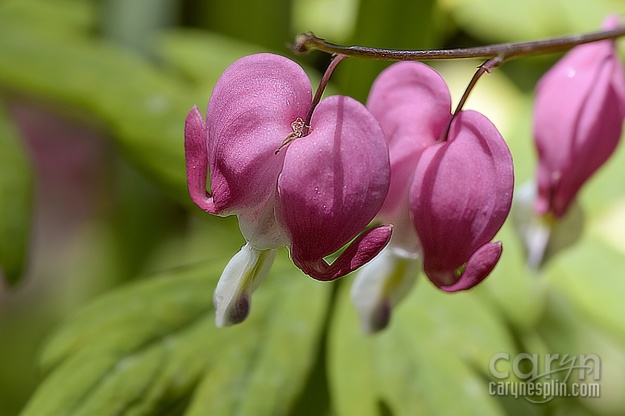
[533,18,625,218]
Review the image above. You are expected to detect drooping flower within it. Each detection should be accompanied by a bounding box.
[411,109,514,291]
[352,62,449,332]
[185,53,391,326]
[533,16,625,218]
[351,62,514,332]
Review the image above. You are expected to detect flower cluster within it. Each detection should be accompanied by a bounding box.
[185,22,625,330]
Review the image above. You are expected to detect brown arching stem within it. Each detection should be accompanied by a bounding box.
[292,24,625,139]
[292,26,625,62]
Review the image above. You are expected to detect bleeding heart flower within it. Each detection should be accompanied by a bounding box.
[352,62,513,332]
[533,16,625,218]
[411,110,514,291]
[185,53,391,326]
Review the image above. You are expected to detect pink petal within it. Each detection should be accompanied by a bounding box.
[410,110,513,288]
[432,242,502,292]
[367,62,452,225]
[295,225,392,281]
[206,53,312,214]
[277,95,391,280]
[184,105,217,213]
[534,38,625,217]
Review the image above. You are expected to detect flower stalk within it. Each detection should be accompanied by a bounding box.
[292,25,625,63]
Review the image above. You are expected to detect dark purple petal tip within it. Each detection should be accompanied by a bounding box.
[431,241,502,293]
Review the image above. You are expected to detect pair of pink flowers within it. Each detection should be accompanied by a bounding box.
[184,53,514,327]
[185,18,625,328]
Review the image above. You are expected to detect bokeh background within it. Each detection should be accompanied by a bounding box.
[1,0,625,415]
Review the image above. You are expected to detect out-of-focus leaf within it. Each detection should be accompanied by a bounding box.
[546,237,625,345]
[335,0,443,102]
[472,224,548,331]
[537,290,625,414]
[591,197,625,258]
[576,137,625,220]
[0,6,194,203]
[156,28,333,110]
[21,251,331,415]
[329,278,517,416]
[291,0,359,44]
[0,0,96,35]
[156,29,265,97]
[101,0,177,56]
[0,100,33,286]
[440,0,625,42]
[187,0,292,51]
[183,257,329,416]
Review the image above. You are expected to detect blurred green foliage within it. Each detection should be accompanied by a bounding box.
[1,0,625,415]
[0,100,32,285]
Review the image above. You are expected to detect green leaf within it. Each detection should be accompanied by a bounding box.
[183,254,331,416]
[546,236,625,345]
[335,0,443,102]
[328,278,518,416]
[188,0,293,52]
[0,7,195,203]
[291,0,359,44]
[536,289,625,414]
[155,28,332,102]
[0,0,96,35]
[21,251,331,415]
[472,224,548,331]
[0,99,34,286]
[156,29,266,101]
[441,0,625,42]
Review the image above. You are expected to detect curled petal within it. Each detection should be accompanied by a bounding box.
[430,242,502,293]
[206,53,312,214]
[185,106,218,214]
[367,62,452,224]
[410,110,513,288]
[277,95,390,278]
[534,35,625,217]
[293,225,392,281]
[213,243,277,327]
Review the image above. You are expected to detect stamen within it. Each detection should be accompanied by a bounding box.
[275,117,307,154]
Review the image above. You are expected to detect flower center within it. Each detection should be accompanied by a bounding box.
[275,117,308,154]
